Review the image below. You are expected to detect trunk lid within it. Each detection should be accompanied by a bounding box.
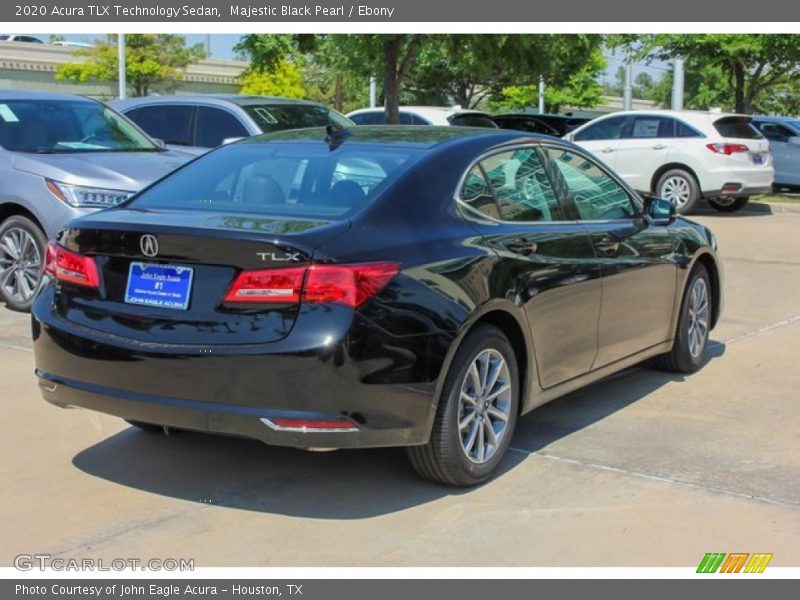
[54,208,349,346]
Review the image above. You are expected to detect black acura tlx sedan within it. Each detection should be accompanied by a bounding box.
[31,126,722,486]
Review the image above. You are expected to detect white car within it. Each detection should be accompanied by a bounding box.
[347,106,498,128]
[566,110,774,213]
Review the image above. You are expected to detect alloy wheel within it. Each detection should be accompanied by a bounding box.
[0,227,43,304]
[687,277,710,358]
[457,349,513,464]
[660,176,691,208]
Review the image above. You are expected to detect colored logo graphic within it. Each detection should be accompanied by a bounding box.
[697,553,773,573]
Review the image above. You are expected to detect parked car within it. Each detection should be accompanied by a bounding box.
[750,116,800,193]
[32,126,722,486]
[50,41,96,49]
[112,94,353,156]
[566,110,774,213]
[0,35,44,43]
[347,106,498,128]
[0,89,192,311]
[493,113,590,137]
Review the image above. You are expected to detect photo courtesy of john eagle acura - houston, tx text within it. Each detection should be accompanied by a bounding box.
[31,125,722,486]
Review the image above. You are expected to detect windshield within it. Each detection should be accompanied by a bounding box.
[128,142,423,219]
[241,104,352,133]
[0,36,9,41]
[448,113,498,128]
[0,99,158,153]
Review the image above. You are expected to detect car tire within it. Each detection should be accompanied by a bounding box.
[407,324,520,486]
[708,196,749,212]
[656,169,700,214]
[0,215,47,312]
[652,264,712,373]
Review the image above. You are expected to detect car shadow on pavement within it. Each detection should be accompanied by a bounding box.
[695,201,772,217]
[71,343,725,519]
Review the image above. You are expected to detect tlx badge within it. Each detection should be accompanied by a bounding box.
[257,252,302,262]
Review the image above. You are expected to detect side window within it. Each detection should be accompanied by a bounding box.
[676,120,703,138]
[195,107,248,148]
[411,113,431,125]
[348,112,374,125]
[398,112,415,125]
[573,116,628,142]
[546,148,637,221]
[629,116,674,138]
[480,148,563,222]
[126,105,193,146]
[756,122,793,142]
[459,165,500,220]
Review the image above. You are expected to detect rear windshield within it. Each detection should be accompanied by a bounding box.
[241,104,352,133]
[448,113,498,128]
[713,116,763,140]
[128,142,422,218]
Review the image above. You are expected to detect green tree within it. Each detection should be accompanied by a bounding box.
[489,45,605,113]
[634,72,655,99]
[56,34,205,97]
[239,60,306,98]
[614,34,800,113]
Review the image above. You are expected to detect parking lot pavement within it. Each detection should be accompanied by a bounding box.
[1,205,798,567]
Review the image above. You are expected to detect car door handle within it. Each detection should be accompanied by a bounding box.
[600,147,615,153]
[505,239,538,256]
[652,144,667,150]
[594,239,620,256]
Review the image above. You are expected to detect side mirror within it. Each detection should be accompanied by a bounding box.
[788,136,800,146]
[643,194,676,226]
[222,136,245,146]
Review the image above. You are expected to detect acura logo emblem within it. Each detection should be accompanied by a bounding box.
[140,234,158,258]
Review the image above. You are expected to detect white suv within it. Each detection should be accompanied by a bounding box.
[566,110,774,213]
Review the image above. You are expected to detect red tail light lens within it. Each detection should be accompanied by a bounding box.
[707,143,749,155]
[44,241,100,288]
[224,262,399,308]
[268,417,358,432]
[223,266,305,303]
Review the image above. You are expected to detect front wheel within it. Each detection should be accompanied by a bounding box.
[0,215,47,312]
[708,196,749,212]
[652,265,712,373]
[407,324,520,486]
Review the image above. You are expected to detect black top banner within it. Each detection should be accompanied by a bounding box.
[2,0,800,22]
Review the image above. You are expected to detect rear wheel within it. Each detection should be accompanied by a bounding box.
[656,169,700,214]
[407,324,519,486]
[653,265,712,373]
[0,215,47,312]
[708,196,749,212]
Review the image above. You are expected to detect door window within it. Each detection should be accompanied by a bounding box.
[573,115,629,141]
[479,148,563,222]
[755,122,794,142]
[546,148,637,221]
[195,106,249,148]
[125,105,194,146]
[628,116,674,138]
[459,165,501,220]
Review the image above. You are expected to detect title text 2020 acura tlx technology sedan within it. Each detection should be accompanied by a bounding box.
[31,126,722,486]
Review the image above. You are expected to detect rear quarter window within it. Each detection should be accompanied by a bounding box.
[713,117,763,140]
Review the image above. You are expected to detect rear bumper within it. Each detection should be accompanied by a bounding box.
[700,165,774,198]
[702,184,773,199]
[32,286,450,449]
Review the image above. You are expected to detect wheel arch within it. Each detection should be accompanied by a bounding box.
[0,202,47,235]
[691,251,722,330]
[651,163,702,195]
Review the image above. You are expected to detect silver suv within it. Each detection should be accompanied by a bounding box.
[0,89,192,310]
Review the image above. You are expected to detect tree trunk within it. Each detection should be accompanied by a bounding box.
[733,61,746,113]
[334,74,343,111]
[383,37,401,124]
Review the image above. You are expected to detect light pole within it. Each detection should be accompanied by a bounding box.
[117,33,126,100]
[672,57,685,111]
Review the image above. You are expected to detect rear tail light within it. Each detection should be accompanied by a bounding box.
[44,242,100,288]
[706,143,749,155]
[224,262,399,308]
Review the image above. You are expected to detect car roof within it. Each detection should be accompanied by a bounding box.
[348,106,489,115]
[110,94,328,109]
[0,88,97,102]
[241,125,554,151]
